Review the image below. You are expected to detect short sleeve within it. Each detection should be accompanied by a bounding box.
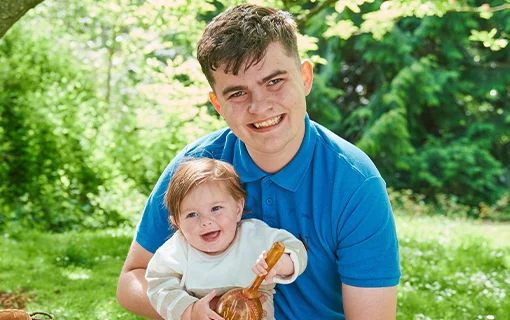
[336,176,401,287]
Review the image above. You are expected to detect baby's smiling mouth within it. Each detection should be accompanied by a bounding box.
[201,230,220,242]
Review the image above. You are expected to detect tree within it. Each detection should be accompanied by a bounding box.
[1,0,508,232]
[298,0,509,207]
[0,0,45,38]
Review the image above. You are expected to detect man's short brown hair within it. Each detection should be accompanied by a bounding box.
[164,158,247,228]
[197,4,300,88]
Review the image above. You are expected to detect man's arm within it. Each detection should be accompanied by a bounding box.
[342,284,397,320]
[117,239,163,320]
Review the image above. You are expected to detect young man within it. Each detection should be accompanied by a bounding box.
[117,4,400,319]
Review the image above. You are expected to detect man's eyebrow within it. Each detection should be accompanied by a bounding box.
[221,70,288,97]
[222,85,247,97]
[259,70,287,85]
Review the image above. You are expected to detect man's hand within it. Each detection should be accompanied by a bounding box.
[183,290,224,320]
[208,293,221,310]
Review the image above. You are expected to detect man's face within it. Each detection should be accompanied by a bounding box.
[209,42,313,171]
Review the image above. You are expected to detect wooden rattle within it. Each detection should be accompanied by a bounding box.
[214,241,285,320]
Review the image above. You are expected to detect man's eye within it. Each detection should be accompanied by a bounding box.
[186,212,198,218]
[212,206,221,212]
[229,91,245,99]
[268,78,283,85]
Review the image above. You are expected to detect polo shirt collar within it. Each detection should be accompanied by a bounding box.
[233,114,317,192]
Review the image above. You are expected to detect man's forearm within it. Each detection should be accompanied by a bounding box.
[117,268,163,319]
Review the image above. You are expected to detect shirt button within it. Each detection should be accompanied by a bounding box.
[267,220,274,227]
[266,198,273,205]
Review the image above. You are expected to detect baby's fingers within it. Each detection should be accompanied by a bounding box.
[252,263,268,276]
[256,254,268,269]
[265,268,278,284]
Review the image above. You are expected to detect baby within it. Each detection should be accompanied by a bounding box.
[145,158,307,320]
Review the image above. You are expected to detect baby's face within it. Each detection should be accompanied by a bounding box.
[178,181,243,255]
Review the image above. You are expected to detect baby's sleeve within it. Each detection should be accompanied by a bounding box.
[254,220,308,285]
[146,235,198,319]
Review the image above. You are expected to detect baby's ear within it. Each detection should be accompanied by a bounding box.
[236,199,245,221]
[170,216,178,228]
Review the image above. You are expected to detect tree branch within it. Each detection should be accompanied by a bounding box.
[295,0,337,30]
[294,2,510,31]
[0,0,45,39]
[455,3,510,13]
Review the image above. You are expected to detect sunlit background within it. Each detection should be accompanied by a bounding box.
[0,0,509,319]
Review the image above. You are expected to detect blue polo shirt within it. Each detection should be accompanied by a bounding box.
[136,114,401,319]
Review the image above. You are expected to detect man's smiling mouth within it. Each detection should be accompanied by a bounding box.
[252,115,283,129]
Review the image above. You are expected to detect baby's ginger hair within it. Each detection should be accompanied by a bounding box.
[164,158,247,227]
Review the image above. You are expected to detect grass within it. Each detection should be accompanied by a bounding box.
[0,227,143,319]
[395,214,510,320]
[0,215,509,319]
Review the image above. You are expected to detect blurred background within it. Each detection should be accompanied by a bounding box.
[0,0,509,319]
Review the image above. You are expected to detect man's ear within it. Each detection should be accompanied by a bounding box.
[301,59,314,96]
[209,91,222,114]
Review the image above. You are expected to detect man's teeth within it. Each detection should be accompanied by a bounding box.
[253,116,282,128]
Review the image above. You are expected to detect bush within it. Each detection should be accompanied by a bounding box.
[401,124,505,207]
[0,21,226,232]
[389,188,510,221]
[0,24,123,231]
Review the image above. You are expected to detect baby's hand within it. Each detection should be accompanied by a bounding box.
[190,289,224,320]
[251,250,283,284]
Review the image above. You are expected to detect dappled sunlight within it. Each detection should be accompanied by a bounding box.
[62,268,91,281]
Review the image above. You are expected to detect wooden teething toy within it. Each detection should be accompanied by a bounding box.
[214,242,285,320]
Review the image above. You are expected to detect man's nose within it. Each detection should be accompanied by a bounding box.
[248,92,273,114]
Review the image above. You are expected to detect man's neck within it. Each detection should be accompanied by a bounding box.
[247,131,305,174]
[249,151,293,173]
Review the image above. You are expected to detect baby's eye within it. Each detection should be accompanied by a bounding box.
[211,206,221,212]
[186,212,198,218]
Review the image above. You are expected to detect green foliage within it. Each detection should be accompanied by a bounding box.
[405,128,504,207]
[28,0,227,196]
[298,0,510,211]
[1,0,509,231]
[0,25,117,231]
[389,188,510,221]
[357,108,415,170]
[0,0,227,232]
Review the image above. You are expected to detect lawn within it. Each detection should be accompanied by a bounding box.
[0,227,142,319]
[395,214,510,320]
[1,215,509,319]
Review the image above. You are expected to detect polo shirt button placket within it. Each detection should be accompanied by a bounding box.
[261,177,276,228]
